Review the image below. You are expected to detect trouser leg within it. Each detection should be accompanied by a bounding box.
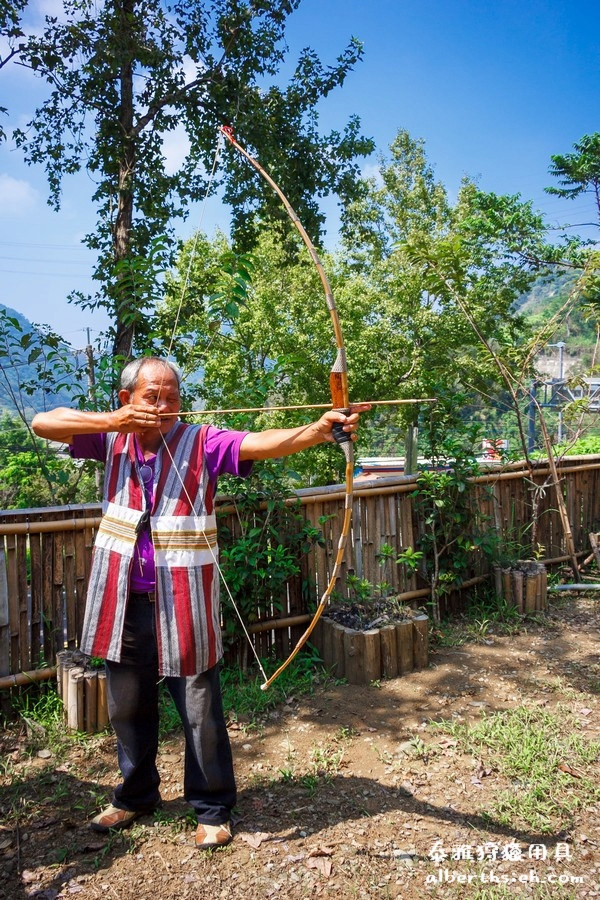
[105,597,161,812]
[167,665,236,824]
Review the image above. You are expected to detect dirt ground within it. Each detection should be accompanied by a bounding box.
[1,595,600,899]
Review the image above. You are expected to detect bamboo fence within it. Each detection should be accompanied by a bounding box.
[1,456,600,683]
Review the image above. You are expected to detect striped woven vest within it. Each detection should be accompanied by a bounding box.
[80,423,221,676]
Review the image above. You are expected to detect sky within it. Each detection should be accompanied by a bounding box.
[1,0,599,353]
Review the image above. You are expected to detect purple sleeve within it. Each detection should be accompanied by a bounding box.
[69,433,107,462]
[203,425,253,481]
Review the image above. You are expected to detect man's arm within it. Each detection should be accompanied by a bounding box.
[239,406,370,461]
[31,405,161,444]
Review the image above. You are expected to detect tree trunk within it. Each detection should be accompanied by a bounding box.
[112,0,136,361]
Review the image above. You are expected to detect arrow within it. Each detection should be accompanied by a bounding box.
[158,398,437,417]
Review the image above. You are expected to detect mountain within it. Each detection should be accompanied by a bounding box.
[0,304,83,417]
[516,272,596,376]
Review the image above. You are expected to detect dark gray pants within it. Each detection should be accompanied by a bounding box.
[105,593,236,825]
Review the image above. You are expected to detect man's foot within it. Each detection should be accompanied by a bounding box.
[90,804,144,833]
[195,821,232,850]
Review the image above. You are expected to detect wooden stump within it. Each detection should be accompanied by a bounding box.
[380,624,398,678]
[511,570,524,614]
[412,614,429,670]
[498,561,547,614]
[396,620,414,674]
[56,651,108,733]
[343,628,381,685]
[318,611,429,685]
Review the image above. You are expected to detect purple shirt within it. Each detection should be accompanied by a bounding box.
[70,425,251,592]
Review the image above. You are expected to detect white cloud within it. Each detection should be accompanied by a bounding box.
[0,174,39,215]
[361,162,383,185]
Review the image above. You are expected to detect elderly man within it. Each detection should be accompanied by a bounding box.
[32,357,367,850]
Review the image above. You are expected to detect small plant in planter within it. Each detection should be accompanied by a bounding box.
[313,544,429,685]
[326,543,423,630]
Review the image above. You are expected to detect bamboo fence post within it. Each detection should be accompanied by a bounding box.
[501,568,512,604]
[537,415,580,579]
[524,572,538,614]
[84,670,98,734]
[97,670,109,729]
[56,650,71,699]
[493,565,503,598]
[67,667,85,731]
[0,549,8,678]
[511,570,524,613]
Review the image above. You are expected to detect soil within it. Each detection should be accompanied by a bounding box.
[325,600,414,631]
[1,595,600,899]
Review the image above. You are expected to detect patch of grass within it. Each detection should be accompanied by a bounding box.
[155,649,330,737]
[308,740,345,780]
[152,806,196,834]
[273,731,351,796]
[220,649,329,726]
[431,591,533,649]
[432,705,600,833]
[12,684,67,751]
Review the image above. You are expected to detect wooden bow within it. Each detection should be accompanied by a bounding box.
[220,125,356,690]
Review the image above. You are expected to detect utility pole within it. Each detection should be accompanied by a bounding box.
[528,380,538,452]
[85,328,97,410]
[549,341,566,443]
[84,329,101,496]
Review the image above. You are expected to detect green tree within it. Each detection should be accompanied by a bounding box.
[0,413,98,508]
[546,132,600,225]
[339,130,555,444]
[4,0,373,360]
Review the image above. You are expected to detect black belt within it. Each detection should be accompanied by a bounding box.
[130,591,156,603]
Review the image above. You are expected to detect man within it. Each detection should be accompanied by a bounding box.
[32,357,367,850]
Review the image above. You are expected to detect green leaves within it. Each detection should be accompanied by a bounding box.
[4,0,372,355]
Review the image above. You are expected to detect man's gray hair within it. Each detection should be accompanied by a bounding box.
[120,357,181,393]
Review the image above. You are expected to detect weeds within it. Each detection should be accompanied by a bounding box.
[432,704,600,832]
[432,590,525,648]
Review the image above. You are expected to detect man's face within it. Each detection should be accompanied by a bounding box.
[127,362,181,435]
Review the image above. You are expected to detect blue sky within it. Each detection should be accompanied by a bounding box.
[1,0,598,349]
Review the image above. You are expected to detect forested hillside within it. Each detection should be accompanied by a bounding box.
[517,272,597,372]
[0,304,81,416]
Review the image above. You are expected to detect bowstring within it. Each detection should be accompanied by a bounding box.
[158,435,268,682]
[155,129,268,683]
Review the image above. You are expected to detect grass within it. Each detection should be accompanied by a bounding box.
[275,727,356,796]
[432,590,532,648]
[432,704,600,833]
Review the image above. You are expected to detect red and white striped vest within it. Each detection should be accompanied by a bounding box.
[80,423,221,676]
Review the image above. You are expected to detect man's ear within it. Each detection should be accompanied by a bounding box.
[118,389,131,408]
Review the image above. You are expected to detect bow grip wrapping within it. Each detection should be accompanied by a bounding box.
[330,356,352,450]
[331,415,351,445]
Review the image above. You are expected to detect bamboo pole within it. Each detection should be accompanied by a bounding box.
[84,670,98,734]
[0,517,102,536]
[97,670,109,729]
[0,666,57,690]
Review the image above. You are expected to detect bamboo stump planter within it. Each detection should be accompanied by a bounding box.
[496,561,547,614]
[313,610,429,685]
[56,650,108,733]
